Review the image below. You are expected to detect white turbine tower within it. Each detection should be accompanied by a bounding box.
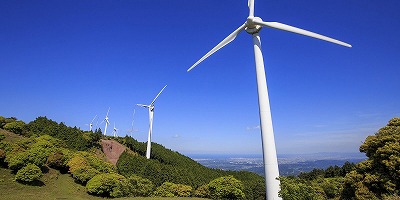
[101,107,110,136]
[113,122,118,137]
[137,85,167,159]
[89,115,97,132]
[187,0,351,199]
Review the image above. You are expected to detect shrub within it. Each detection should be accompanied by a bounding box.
[208,175,245,200]
[194,184,210,198]
[3,121,25,135]
[127,175,154,197]
[86,173,129,197]
[15,163,42,183]
[0,134,5,141]
[7,151,29,171]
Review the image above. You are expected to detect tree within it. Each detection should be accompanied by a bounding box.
[15,163,43,183]
[208,175,245,200]
[341,117,400,199]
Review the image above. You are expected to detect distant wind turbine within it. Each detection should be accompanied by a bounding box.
[187,0,351,199]
[137,85,167,159]
[100,107,110,136]
[87,115,97,132]
[113,122,118,137]
[127,109,137,137]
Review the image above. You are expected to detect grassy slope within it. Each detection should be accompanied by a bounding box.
[0,167,207,200]
[0,129,209,199]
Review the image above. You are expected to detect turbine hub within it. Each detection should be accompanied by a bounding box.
[245,16,262,34]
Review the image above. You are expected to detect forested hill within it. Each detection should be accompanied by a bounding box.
[0,116,265,199]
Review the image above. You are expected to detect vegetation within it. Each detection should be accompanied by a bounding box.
[1,114,400,200]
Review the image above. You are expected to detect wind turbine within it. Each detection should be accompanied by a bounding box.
[187,0,351,199]
[88,115,97,132]
[85,115,97,132]
[127,109,137,137]
[100,107,110,136]
[113,122,118,137]
[137,85,167,159]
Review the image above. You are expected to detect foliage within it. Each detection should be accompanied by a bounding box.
[25,117,98,151]
[194,184,210,198]
[0,116,17,128]
[153,182,193,197]
[279,176,325,200]
[127,174,154,197]
[67,151,115,184]
[0,134,5,141]
[341,118,400,199]
[15,163,43,183]
[3,120,26,135]
[208,175,245,200]
[86,173,129,198]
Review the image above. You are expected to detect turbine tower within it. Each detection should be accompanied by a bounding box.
[187,1,351,199]
[137,85,167,159]
[101,107,110,136]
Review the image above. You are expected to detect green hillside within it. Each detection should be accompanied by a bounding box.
[0,116,265,199]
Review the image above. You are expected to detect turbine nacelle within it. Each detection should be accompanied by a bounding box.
[245,16,263,34]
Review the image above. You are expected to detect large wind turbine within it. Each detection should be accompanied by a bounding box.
[137,85,167,159]
[187,1,351,199]
[101,107,110,136]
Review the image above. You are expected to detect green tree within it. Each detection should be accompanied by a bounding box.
[208,175,245,200]
[15,163,43,183]
[341,117,400,199]
[279,176,325,200]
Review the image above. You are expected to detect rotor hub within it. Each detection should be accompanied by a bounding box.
[245,16,262,34]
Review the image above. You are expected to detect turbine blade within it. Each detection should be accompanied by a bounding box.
[248,0,254,17]
[187,23,247,72]
[106,107,110,116]
[91,115,97,123]
[255,21,352,47]
[136,104,149,108]
[151,85,167,105]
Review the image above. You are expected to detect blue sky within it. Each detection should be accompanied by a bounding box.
[1,0,399,155]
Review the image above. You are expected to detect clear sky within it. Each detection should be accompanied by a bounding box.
[1,0,399,155]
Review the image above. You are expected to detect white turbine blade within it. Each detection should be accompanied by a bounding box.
[248,0,254,17]
[187,23,247,72]
[150,85,167,105]
[255,21,352,47]
[137,104,149,108]
[91,115,97,123]
[106,107,110,117]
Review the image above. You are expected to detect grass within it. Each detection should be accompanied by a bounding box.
[0,167,208,200]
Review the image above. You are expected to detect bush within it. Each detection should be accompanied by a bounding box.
[127,175,154,197]
[208,175,245,200]
[3,121,25,135]
[0,134,5,141]
[15,163,42,183]
[86,173,129,198]
[153,182,193,197]
[194,184,210,198]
